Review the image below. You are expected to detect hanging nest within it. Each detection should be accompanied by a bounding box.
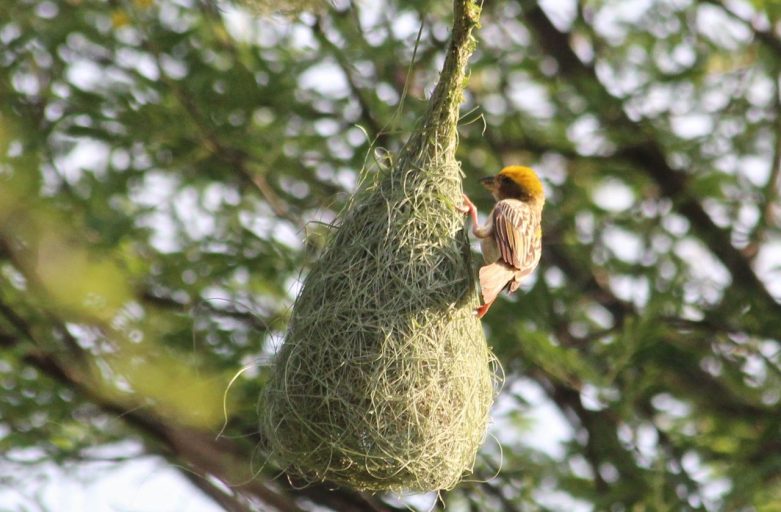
[261,0,499,492]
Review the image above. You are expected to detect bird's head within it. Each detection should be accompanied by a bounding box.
[480,166,545,206]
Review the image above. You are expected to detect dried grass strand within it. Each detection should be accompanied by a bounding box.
[261,0,499,492]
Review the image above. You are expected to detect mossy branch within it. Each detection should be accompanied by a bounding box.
[416,0,481,160]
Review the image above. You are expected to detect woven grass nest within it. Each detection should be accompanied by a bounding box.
[261,0,499,492]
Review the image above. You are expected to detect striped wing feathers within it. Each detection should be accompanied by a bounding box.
[491,199,540,276]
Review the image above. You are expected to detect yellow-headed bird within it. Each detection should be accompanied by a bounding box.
[462,166,545,318]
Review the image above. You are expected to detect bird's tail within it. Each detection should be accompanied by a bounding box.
[479,262,516,305]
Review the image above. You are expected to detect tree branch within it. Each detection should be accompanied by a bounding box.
[181,470,255,512]
[519,0,781,322]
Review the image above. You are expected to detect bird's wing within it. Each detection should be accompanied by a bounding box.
[492,199,540,275]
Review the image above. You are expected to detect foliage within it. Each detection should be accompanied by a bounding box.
[1,0,781,510]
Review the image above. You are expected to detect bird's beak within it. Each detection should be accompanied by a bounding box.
[479,176,497,191]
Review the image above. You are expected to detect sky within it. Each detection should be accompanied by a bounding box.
[2,0,780,510]
[0,383,581,512]
[0,443,221,512]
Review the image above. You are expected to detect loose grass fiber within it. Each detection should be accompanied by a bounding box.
[261,0,499,492]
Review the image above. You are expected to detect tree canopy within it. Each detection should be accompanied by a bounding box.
[2,0,781,510]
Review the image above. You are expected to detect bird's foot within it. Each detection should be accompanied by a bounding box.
[475,302,492,319]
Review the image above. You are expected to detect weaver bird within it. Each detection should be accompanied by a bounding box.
[462,166,545,318]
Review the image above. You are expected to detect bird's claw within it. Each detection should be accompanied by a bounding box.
[460,193,479,227]
[460,193,477,213]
